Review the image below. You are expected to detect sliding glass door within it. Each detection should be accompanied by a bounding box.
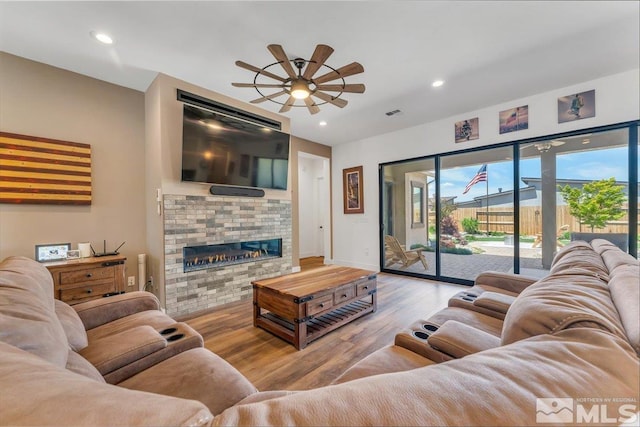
[379,121,638,285]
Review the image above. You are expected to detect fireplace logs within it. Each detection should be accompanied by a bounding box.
[183,239,283,272]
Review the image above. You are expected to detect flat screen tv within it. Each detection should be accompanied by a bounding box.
[181,104,290,190]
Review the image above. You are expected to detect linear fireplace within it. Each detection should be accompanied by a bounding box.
[183,238,283,273]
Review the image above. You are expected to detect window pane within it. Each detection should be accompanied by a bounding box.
[440,147,514,281]
[519,128,630,273]
[381,158,436,276]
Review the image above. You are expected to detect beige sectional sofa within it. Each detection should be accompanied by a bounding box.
[0,256,256,426]
[1,239,638,426]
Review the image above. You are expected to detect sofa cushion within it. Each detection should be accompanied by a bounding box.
[118,347,258,416]
[54,300,88,351]
[333,345,434,384]
[608,264,640,356]
[0,256,69,367]
[86,309,175,341]
[0,341,213,427]
[502,266,626,345]
[550,241,609,279]
[65,349,105,382]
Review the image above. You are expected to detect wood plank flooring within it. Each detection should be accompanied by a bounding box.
[182,273,464,391]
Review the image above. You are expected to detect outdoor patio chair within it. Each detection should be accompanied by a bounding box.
[532,224,569,249]
[384,235,428,270]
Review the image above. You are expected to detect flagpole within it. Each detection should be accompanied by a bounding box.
[485,166,489,235]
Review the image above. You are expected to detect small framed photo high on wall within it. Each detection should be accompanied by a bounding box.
[499,105,529,134]
[558,89,595,123]
[455,117,479,143]
[343,166,364,214]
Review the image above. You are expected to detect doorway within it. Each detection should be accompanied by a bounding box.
[298,152,331,265]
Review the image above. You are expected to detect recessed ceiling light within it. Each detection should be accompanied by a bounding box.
[319,121,327,126]
[432,80,444,88]
[91,31,114,45]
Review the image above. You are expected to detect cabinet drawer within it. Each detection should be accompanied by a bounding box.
[60,281,117,303]
[334,285,355,305]
[356,278,376,296]
[60,267,114,285]
[307,294,333,316]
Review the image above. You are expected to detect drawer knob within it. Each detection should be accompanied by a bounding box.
[341,294,347,298]
[320,303,325,308]
[86,273,93,278]
[363,286,368,290]
[86,289,93,294]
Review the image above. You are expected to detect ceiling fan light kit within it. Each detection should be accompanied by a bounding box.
[232,44,365,115]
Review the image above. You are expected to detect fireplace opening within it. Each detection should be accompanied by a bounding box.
[183,238,282,272]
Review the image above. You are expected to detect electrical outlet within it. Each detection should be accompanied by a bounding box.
[127,276,135,287]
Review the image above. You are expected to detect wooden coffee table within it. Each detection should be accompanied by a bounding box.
[252,265,377,349]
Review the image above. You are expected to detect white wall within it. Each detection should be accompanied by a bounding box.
[331,69,640,271]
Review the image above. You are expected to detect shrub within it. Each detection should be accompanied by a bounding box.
[440,215,459,236]
[461,217,479,234]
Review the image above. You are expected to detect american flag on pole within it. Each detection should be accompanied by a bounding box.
[462,164,487,194]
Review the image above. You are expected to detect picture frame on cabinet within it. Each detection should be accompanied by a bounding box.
[35,243,71,262]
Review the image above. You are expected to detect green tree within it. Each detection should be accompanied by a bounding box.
[559,178,626,232]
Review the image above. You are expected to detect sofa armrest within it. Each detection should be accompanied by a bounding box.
[79,325,167,375]
[73,291,161,330]
[427,321,500,358]
[473,292,515,315]
[474,271,538,294]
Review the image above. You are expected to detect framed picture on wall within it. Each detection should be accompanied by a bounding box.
[454,117,479,143]
[343,166,364,214]
[558,89,595,123]
[499,105,529,134]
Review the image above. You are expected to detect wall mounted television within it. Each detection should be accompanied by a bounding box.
[181,104,290,190]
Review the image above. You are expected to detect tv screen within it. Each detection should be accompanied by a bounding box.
[181,104,290,190]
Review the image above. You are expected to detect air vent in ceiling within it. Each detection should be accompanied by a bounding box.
[385,109,402,117]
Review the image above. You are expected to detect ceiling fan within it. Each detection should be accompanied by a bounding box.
[232,44,365,115]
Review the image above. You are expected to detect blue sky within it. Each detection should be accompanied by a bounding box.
[440,146,630,202]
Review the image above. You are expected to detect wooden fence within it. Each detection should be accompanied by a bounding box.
[427,205,637,235]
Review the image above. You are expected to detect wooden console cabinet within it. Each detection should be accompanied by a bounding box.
[252,265,377,349]
[45,255,127,305]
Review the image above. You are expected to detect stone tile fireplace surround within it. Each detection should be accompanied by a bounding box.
[163,194,292,316]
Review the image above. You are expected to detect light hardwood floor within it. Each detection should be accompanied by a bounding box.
[182,272,464,391]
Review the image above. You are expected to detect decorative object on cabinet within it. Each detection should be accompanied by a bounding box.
[35,243,71,262]
[0,132,92,205]
[343,165,364,214]
[558,89,595,123]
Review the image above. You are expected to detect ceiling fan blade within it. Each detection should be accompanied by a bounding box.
[279,95,296,113]
[267,44,297,79]
[302,44,334,80]
[312,91,348,108]
[315,84,365,93]
[235,61,287,82]
[303,97,321,114]
[313,62,365,84]
[250,90,288,104]
[232,83,286,88]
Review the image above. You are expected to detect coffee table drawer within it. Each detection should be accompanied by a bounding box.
[307,294,333,316]
[356,278,376,296]
[334,285,356,305]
